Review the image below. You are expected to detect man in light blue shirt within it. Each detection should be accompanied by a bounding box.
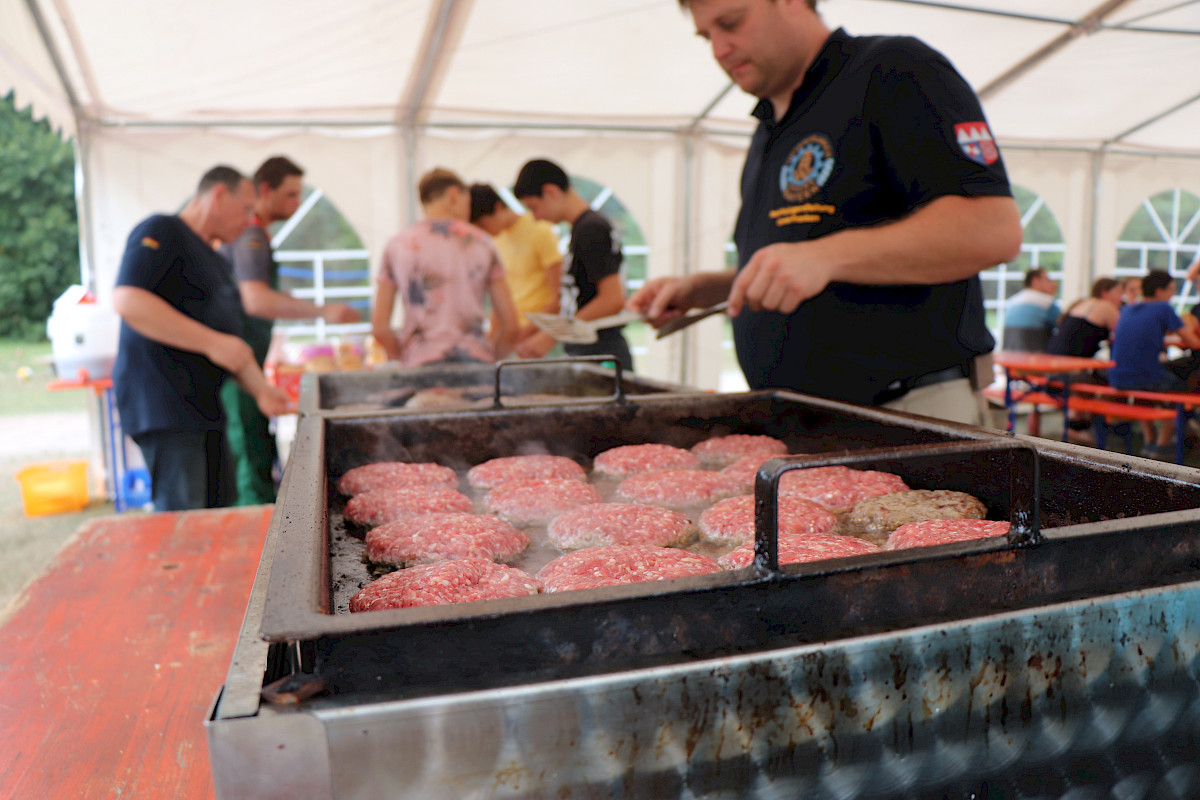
[1002,268,1061,351]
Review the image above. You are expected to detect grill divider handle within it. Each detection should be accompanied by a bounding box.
[752,439,1042,576]
[492,356,626,408]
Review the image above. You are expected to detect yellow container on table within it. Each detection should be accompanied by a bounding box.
[16,460,89,517]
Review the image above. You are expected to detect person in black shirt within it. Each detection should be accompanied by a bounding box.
[630,0,1023,424]
[111,165,293,512]
[511,159,633,371]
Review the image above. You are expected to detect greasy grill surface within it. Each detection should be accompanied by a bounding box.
[261,390,1200,701]
[302,357,691,415]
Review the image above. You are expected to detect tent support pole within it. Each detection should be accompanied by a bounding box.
[680,131,697,387]
[1087,147,1104,281]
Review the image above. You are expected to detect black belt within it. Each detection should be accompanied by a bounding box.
[873,361,971,405]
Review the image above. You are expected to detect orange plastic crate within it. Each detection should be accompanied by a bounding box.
[16,460,89,517]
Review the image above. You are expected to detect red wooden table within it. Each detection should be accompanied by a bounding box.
[992,350,1114,438]
[0,506,272,799]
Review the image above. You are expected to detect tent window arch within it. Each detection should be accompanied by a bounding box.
[270,185,371,340]
[1115,188,1200,312]
[980,184,1065,342]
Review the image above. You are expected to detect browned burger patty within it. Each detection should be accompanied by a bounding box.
[592,443,700,477]
[467,454,586,489]
[718,532,881,570]
[484,478,603,526]
[615,469,742,509]
[547,503,695,549]
[885,519,1010,550]
[336,461,460,496]
[848,490,987,537]
[690,434,788,468]
[348,558,541,611]
[364,513,530,566]
[537,544,721,593]
[698,494,837,546]
[343,485,474,528]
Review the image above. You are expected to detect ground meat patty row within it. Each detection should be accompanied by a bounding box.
[537,544,721,593]
[592,443,700,477]
[547,503,696,549]
[343,485,475,528]
[364,513,530,566]
[467,454,587,489]
[885,519,1011,550]
[485,478,603,526]
[348,558,542,611]
[698,494,838,546]
[848,490,988,536]
[690,434,788,468]
[718,532,881,570]
[615,469,742,509]
[337,461,460,496]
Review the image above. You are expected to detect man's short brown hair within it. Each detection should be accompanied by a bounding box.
[254,156,304,190]
[418,168,465,205]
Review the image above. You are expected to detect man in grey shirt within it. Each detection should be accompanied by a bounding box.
[218,156,359,505]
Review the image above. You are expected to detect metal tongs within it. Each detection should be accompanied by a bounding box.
[527,302,729,344]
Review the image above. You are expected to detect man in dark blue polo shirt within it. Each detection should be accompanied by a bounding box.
[111,165,293,511]
[630,0,1023,425]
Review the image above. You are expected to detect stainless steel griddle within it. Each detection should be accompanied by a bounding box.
[207,389,1200,798]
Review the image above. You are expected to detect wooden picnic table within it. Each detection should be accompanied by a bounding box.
[0,506,272,799]
[992,350,1115,438]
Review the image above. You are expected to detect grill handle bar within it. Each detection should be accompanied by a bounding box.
[492,356,626,408]
[753,439,1041,575]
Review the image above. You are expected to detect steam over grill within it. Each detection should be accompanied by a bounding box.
[208,387,1200,798]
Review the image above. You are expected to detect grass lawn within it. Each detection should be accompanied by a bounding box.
[0,340,91,417]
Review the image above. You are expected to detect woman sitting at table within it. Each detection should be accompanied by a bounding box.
[1109,270,1200,460]
[1046,277,1122,362]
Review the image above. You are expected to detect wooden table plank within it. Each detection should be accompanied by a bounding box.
[0,506,272,800]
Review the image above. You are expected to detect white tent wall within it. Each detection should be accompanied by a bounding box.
[83,126,407,306]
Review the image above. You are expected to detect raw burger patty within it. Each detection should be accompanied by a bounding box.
[885,519,1011,550]
[775,466,908,512]
[364,512,530,566]
[698,494,837,546]
[691,434,788,468]
[718,532,881,570]
[848,490,987,536]
[467,454,586,489]
[537,544,721,593]
[349,558,541,611]
[337,461,459,496]
[592,443,700,477]
[343,485,474,527]
[547,503,695,549]
[485,478,602,525]
[615,469,741,509]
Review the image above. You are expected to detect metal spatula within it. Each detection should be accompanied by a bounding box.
[654,301,729,339]
[526,310,645,344]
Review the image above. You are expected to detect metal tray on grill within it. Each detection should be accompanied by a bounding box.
[298,356,693,416]
[208,389,1200,798]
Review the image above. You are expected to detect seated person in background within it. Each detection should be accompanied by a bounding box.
[1046,277,1122,360]
[469,183,563,354]
[1002,267,1061,352]
[371,168,519,367]
[1108,270,1200,460]
[1121,275,1143,306]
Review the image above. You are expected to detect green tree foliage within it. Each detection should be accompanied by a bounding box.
[0,92,79,340]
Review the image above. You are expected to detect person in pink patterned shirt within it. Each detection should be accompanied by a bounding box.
[371,168,518,366]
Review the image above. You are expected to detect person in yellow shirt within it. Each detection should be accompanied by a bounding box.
[470,183,563,352]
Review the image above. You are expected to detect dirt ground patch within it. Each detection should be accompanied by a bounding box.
[0,411,117,612]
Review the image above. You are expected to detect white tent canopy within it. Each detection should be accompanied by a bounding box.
[4,0,1200,388]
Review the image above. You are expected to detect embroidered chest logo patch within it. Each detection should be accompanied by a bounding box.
[779,134,835,203]
[955,122,999,165]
